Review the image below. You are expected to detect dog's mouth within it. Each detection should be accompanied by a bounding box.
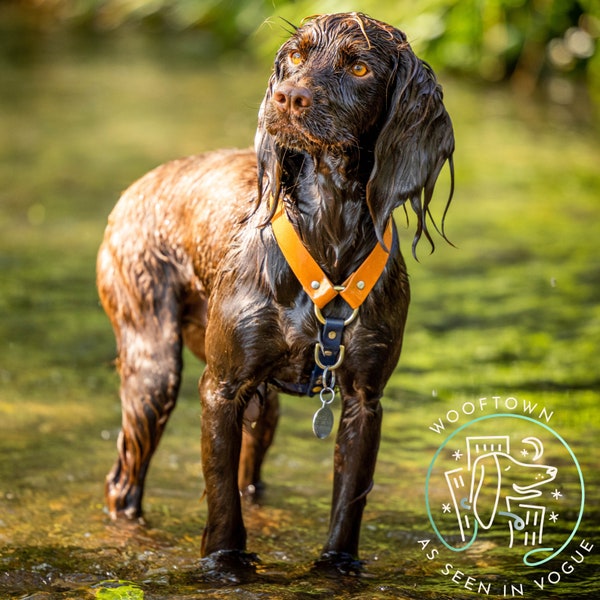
[264,105,356,154]
[267,120,324,153]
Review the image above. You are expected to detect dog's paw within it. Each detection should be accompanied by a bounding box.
[313,551,364,577]
[104,504,147,528]
[200,549,260,584]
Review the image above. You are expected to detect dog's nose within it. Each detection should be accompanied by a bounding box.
[273,83,313,115]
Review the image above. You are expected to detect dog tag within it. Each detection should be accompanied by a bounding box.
[312,404,334,439]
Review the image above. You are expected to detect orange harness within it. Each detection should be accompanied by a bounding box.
[269,200,395,437]
[270,202,394,311]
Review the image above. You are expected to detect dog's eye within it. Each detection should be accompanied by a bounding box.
[350,62,369,77]
[289,51,304,66]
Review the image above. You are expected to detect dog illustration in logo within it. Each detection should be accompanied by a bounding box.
[468,450,557,545]
[442,437,558,550]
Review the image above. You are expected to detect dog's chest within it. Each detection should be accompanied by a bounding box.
[275,315,321,385]
[271,304,359,394]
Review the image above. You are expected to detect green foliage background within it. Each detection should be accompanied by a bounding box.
[5,0,600,99]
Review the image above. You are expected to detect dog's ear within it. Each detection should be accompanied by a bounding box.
[366,46,455,257]
[255,72,283,223]
[255,73,278,204]
[469,454,501,530]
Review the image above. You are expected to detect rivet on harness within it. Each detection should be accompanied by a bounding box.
[270,200,394,437]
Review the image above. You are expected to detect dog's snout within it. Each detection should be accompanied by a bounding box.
[273,83,313,115]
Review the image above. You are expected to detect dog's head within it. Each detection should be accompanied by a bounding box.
[469,453,558,530]
[256,12,455,254]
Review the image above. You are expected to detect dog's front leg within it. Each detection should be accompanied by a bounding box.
[321,391,383,565]
[199,366,247,557]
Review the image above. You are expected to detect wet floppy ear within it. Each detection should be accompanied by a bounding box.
[255,71,282,220]
[366,47,455,257]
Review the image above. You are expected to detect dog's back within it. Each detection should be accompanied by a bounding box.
[97,149,257,355]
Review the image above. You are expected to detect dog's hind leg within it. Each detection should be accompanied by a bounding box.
[105,310,183,520]
[98,244,184,521]
[105,309,183,521]
[238,384,280,497]
[105,316,183,521]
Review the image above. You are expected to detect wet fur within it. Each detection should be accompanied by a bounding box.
[97,12,454,568]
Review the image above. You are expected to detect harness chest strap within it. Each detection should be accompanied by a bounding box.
[270,202,394,311]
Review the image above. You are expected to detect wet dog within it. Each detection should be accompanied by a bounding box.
[97,12,454,570]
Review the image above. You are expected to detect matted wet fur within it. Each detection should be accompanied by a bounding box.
[97,12,454,571]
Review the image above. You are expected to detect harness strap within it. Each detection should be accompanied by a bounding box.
[270,202,394,310]
[317,317,346,368]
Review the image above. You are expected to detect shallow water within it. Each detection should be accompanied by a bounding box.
[1,31,599,599]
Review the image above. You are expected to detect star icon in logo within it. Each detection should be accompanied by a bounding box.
[442,503,452,514]
[452,449,463,461]
[551,489,563,500]
[549,512,559,523]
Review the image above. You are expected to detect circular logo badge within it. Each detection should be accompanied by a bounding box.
[425,414,585,567]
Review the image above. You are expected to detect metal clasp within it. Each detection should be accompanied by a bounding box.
[314,342,345,370]
[314,304,358,326]
[319,368,336,403]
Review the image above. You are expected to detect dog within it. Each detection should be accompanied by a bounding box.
[469,452,558,531]
[442,446,558,552]
[97,12,455,571]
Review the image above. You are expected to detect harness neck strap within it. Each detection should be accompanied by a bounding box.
[270,201,394,310]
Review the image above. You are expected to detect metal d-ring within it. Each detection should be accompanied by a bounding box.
[319,386,336,405]
[314,342,345,370]
[314,304,359,326]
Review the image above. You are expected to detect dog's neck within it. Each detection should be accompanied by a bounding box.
[279,147,378,283]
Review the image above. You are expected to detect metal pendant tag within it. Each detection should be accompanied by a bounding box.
[312,404,334,439]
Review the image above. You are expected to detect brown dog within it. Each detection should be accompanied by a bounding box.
[97,12,454,571]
